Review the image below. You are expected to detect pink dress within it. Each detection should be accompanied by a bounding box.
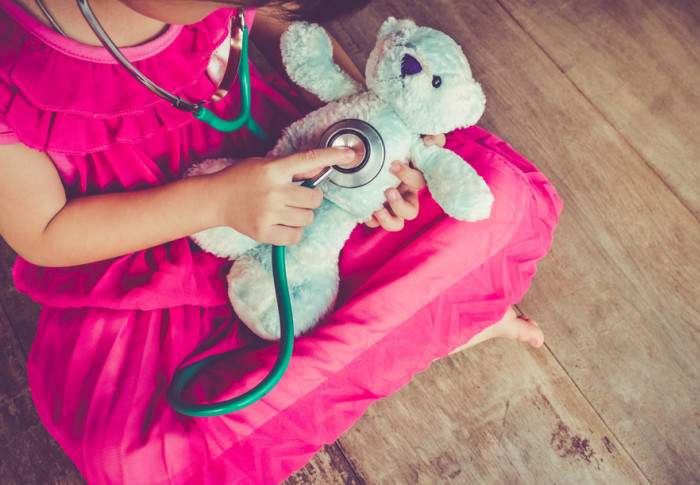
[0,2,562,484]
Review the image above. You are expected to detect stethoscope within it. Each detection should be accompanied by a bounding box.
[41,0,386,416]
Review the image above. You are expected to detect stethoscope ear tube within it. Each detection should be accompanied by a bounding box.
[75,0,200,113]
[192,23,272,143]
[75,0,272,142]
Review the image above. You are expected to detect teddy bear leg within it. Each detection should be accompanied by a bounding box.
[275,201,360,335]
[227,245,340,340]
[228,201,358,340]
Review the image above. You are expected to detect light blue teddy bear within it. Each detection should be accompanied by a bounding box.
[188,17,494,340]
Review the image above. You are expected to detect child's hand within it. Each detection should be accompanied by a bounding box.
[364,134,445,231]
[421,134,446,148]
[364,161,427,231]
[211,147,356,246]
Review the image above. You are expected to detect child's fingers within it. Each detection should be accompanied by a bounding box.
[390,161,426,191]
[363,162,425,231]
[278,206,316,228]
[364,215,381,229]
[373,207,404,231]
[385,187,419,222]
[279,147,357,181]
[422,134,446,148]
[282,184,324,210]
[268,225,305,246]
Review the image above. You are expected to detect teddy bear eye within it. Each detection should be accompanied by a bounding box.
[401,54,422,77]
[432,75,442,88]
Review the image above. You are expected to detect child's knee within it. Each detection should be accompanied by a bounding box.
[476,153,530,229]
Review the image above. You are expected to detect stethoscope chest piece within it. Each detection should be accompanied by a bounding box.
[318,119,385,188]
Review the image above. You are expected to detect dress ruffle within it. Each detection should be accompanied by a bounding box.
[0,5,240,154]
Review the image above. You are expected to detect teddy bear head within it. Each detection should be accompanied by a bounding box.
[365,18,485,136]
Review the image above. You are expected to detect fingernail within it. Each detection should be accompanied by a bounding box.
[423,136,435,146]
[390,161,402,173]
[377,210,388,221]
[387,189,399,202]
[344,148,356,160]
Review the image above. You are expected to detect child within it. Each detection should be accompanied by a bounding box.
[0,0,561,483]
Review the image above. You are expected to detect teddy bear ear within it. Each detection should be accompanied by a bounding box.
[377,17,417,40]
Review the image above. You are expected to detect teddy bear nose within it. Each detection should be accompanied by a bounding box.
[401,54,422,77]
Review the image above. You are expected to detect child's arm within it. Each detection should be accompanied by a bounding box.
[0,143,354,268]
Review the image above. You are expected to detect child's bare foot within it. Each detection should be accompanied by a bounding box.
[448,306,544,355]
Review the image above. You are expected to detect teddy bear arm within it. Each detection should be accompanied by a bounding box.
[190,226,261,261]
[281,22,363,103]
[412,143,494,222]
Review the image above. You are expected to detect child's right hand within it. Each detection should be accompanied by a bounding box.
[209,147,356,246]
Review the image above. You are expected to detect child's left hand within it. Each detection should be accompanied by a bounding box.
[365,134,446,231]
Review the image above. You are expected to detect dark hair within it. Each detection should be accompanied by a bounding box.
[231,0,372,23]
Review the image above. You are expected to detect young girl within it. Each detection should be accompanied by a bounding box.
[0,0,561,483]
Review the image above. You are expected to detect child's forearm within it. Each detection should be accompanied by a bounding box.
[250,10,365,110]
[0,143,219,268]
[37,176,217,267]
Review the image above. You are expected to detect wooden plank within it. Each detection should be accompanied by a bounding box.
[327,0,700,483]
[495,0,700,218]
[0,290,86,484]
[285,444,365,485]
[336,340,649,484]
[0,239,41,353]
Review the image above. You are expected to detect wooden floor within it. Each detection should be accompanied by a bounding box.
[1,0,698,483]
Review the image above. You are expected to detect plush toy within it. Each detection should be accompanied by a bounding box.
[187,18,494,340]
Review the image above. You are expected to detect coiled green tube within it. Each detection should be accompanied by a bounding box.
[166,244,295,416]
[167,180,319,416]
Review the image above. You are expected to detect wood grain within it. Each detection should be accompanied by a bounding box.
[322,0,700,483]
[335,340,649,484]
[497,0,700,218]
[284,444,365,485]
[0,239,40,353]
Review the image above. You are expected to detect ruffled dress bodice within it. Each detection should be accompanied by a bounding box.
[0,0,301,309]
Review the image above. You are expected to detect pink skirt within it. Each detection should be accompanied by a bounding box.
[23,126,561,484]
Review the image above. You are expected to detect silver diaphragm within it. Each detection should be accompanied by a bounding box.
[318,119,385,188]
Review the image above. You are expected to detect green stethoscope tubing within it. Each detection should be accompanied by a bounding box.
[192,23,272,145]
[166,244,296,417]
[75,0,294,416]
